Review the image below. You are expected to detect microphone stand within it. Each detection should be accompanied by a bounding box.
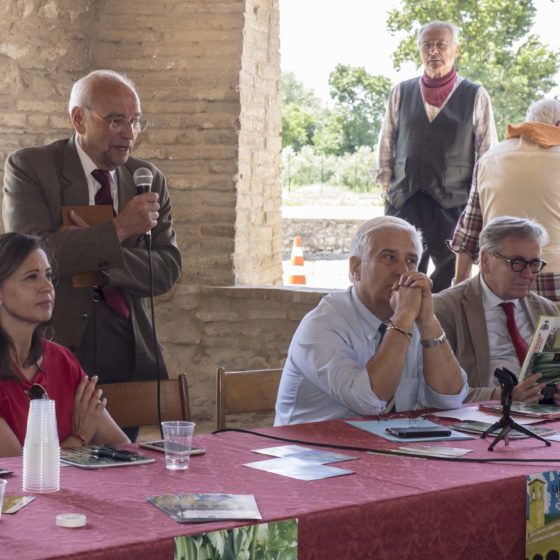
[481,367,551,451]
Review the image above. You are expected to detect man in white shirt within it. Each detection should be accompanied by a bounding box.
[275,216,468,426]
[434,216,559,402]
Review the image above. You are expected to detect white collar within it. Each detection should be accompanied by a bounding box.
[74,136,117,181]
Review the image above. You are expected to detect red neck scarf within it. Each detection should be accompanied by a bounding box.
[420,67,457,108]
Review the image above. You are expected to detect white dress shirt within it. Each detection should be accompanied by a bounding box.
[75,138,119,212]
[479,274,534,383]
[274,287,468,426]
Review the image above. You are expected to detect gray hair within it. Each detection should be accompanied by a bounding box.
[525,98,560,125]
[348,216,423,281]
[479,216,549,255]
[68,69,139,114]
[417,21,460,46]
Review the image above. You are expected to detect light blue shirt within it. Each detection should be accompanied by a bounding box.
[274,287,468,426]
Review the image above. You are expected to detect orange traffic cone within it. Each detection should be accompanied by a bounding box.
[287,236,306,285]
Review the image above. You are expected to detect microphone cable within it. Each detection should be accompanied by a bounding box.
[212,427,560,464]
[145,240,164,439]
[133,166,163,439]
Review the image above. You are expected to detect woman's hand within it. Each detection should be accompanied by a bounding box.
[70,375,107,445]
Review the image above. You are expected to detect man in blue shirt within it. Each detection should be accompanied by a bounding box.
[275,216,468,426]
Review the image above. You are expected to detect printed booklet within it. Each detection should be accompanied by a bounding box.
[148,493,262,523]
[519,315,560,383]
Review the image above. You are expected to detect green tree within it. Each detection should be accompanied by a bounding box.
[281,72,322,151]
[386,0,559,138]
[312,111,346,155]
[326,64,391,154]
[281,104,316,151]
[281,71,322,111]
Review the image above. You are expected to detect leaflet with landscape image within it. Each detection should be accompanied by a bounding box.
[148,493,262,523]
[519,315,560,383]
[252,444,356,463]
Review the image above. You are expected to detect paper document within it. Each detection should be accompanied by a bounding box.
[347,418,474,443]
[244,456,354,481]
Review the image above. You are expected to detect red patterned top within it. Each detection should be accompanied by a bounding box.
[0,340,85,445]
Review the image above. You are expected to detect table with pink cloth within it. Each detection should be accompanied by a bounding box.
[2,417,560,560]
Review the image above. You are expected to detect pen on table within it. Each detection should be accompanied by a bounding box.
[91,449,137,462]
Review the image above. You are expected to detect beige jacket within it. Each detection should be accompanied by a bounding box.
[433,275,559,402]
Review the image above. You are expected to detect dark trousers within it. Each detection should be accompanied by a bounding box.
[385,192,463,293]
[76,299,139,442]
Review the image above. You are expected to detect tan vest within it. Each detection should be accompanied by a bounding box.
[478,137,560,272]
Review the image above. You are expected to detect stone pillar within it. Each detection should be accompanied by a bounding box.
[235,0,283,285]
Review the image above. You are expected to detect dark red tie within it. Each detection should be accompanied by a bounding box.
[91,169,129,319]
[500,302,529,365]
[92,169,114,207]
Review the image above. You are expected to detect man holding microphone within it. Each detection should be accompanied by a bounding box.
[3,69,181,390]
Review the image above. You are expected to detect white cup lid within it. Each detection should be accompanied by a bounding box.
[56,513,87,528]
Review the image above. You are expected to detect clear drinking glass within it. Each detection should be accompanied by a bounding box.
[161,421,196,471]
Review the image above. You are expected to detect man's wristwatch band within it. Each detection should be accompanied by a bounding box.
[420,332,447,348]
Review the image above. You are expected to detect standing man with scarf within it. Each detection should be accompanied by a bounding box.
[376,20,497,293]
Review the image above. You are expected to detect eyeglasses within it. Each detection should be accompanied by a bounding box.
[86,108,148,133]
[493,252,547,273]
[28,383,48,400]
[420,40,450,53]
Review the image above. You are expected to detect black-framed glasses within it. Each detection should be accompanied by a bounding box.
[493,252,547,273]
[420,40,449,53]
[86,108,148,133]
[28,383,48,400]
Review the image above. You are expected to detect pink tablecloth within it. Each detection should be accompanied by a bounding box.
[2,417,560,560]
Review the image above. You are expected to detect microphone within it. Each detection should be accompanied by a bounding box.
[133,167,153,194]
[133,167,154,247]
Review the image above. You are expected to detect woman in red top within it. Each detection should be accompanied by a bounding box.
[0,233,128,457]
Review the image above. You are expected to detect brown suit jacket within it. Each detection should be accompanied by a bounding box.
[433,274,559,402]
[2,137,181,380]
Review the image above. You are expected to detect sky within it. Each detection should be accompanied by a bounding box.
[279,0,560,103]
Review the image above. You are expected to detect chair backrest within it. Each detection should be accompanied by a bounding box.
[100,373,191,429]
[216,367,282,430]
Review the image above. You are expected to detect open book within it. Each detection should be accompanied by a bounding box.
[519,315,560,384]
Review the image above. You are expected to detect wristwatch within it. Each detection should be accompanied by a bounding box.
[421,332,447,348]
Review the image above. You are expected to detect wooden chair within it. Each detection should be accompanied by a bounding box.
[216,367,282,430]
[100,373,191,429]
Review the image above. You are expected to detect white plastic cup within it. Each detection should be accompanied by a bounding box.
[0,479,6,520]
[22,399,60,493]
[161,421,195,471]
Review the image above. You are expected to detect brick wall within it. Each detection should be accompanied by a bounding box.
[0,0,322,427]
[158,284,326,425]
